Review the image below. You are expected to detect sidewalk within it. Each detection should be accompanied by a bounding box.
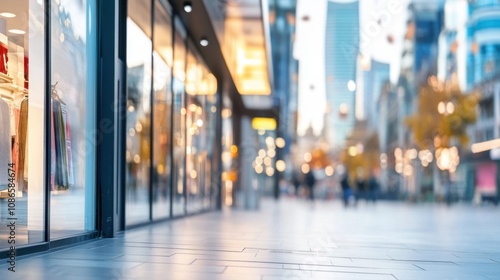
[1,198,500,279]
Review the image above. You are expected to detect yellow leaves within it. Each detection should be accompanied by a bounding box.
[309,148,330,168]
[405,83,479,150]
[340,133,380,181]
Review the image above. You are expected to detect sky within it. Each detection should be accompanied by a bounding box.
[295,0,410,136]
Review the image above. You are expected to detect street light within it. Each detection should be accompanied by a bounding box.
[183,1,193,13]
[438,101,454,115]
[347,80,356,92]
[436,147,459,173]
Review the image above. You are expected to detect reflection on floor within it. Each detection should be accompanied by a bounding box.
[1,198,500,279]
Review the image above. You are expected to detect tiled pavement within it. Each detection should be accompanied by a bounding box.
[1,198,500,279]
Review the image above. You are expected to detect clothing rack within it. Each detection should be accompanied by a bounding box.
[51,82,65,104]
[0,79,28,101]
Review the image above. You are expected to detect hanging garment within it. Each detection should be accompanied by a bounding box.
[50,99,56,191]
[0,41,8,75]
[0,98,12,190]
[60,102,74,186]
[53,99,69,190]
[17,98,28,192]
[24,57,28,89]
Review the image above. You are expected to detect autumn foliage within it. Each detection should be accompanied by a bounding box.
[405,77,480,150]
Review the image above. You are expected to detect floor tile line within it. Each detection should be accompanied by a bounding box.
[121,244,244,253]
[414,248,500,255]
[38,253,126,261]
[298,265,398,276]
[336,244,414,250]
[196,257,334,267]
[306,263,420,271]
[245,247,318,254]
[194,257,420,272]
[413,264,425,271]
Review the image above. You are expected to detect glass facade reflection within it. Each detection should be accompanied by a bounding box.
[0,0,222,257]
[1,0,102,250]
[0,0,45,249]
[152,0,172,220]
[125,5,218,222]
[186,43,218,212]
[126,0,152,225]
[50,0,97,239]
[172,22,187,217]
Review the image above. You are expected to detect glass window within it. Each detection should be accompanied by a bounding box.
[50,0,97,238]
[152,0,172,220]
[172,19,186,217]
[185,43,218,212]
[205,89,218,209]
[126,0,152,225]
[221,104,234,207]
[0,0,45,249]
[186,48,204,213]
[479,97,494,120]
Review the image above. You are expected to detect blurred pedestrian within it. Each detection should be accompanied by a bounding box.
[356,177,367,202]
[292,171,301,198]
[368,174,379,203]
[305,170,316,201]
[340,173,352,207]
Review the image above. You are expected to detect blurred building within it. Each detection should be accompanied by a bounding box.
[466,0,500,89]
[377,81,400,196]
[352,56,390,194]
[437,0,468,89]
[381,0,445,199]
[324,0,359,150]
[433,0,470,200]
[463,0,500,203]
[362,59,390,128]
[268,0,298,196]
[293,112,331,174]
[0,0,290,258]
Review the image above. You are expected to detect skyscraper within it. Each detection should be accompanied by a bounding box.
[464,0,500,202]
[437,0,468,89]
[363,58,390,127]
[324,0,359,149]
[466,0,500,90]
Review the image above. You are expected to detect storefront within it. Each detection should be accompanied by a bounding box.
[125,0,219,226]
[0,0,224,257]
[464,150,500,204]
[0,0,99,255]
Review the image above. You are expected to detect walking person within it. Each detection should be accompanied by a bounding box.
[305,170,316,201]
[368,173,379,203]
[292,170,301,198]
[340,173,352,207]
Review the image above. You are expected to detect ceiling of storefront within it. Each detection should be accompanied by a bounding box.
[204,0,273,100]
[0,0,29,48]
[0,0,29,32]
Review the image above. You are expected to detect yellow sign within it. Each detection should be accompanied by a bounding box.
[252,118,276,130]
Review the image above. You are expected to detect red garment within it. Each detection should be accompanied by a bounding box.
[0,42,8,74]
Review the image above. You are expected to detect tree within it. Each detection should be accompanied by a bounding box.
[405,77,480,202]
[340,151,379,183]
[340,131,380,184]
[309,148,331,169]
[405,76,480,151]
